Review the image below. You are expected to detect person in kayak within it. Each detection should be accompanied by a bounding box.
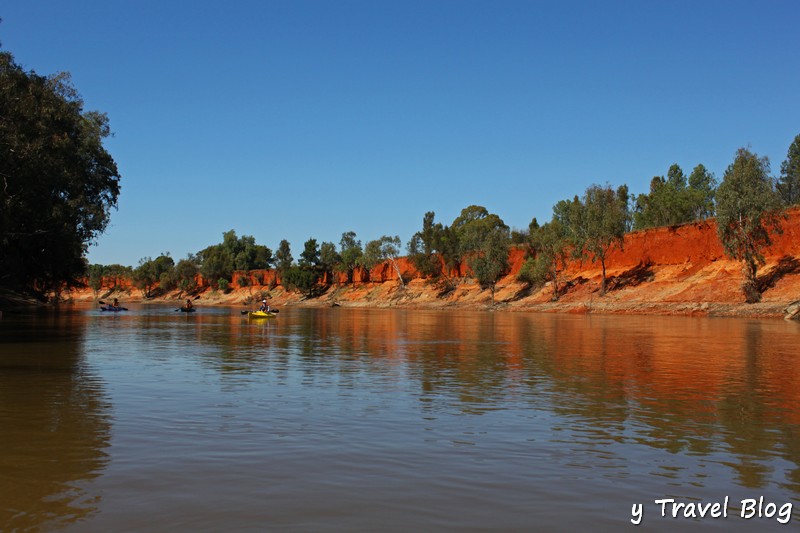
[185,298,193,310]
[258,299,270,312]
[112,298,120,308]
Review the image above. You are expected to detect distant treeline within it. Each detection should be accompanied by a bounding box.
[95,138,800,305]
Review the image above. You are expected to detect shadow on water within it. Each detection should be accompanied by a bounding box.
[0,312,112,531]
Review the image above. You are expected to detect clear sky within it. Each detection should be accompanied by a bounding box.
[3,0,799,266]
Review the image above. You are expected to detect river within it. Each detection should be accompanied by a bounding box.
[1,305,799,531]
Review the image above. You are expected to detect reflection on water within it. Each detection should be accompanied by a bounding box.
[0,313,111,531]
[1,306,799,531]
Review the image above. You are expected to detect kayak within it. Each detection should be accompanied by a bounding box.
[179,307,196,313]
[248,311,276,319]
[100,305,127,312]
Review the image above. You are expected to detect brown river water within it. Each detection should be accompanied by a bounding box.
[1,305,799,532]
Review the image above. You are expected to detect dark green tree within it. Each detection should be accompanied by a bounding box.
[87,264,104,295]
[197,230,272,286]
[407,211,443,278]
[518,218,570,300]
[777,134,800,206]
[133,254,174,298]
[633,164,694,229]
[318,241,339,279]
[299,238,320,268]
[175,256,199,293]
[275,239,293,273]
[0,50,121,297]
[687,164,717,220]
[282,266,318,297]
[451,205,507,256]
[716,148,783,303]
[467,224,510,306]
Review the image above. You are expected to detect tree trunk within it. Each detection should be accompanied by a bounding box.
[743,260,761,303]
[389,258,405,287]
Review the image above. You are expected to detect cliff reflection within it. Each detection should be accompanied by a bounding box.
[0,314,111,531]
[249,309,800,492]
[152,307,800,494]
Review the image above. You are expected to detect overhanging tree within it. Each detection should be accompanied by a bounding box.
[0,50,121,297]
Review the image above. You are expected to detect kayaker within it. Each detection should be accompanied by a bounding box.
[112,298,119,308]
[185,298,193,310]
[259,299,270,312]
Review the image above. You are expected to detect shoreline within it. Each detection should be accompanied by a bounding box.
[56,277,796,320]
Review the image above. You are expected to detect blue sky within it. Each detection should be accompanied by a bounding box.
[3,1,799,266]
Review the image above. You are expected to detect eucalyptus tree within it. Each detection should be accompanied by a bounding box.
[716,148,783,303]
[361,235,405,286]
[448,205,511,303]
[562,184,629,295]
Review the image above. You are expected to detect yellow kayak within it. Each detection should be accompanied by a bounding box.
[248,311,277,319]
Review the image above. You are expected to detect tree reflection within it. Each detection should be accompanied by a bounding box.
[0,314,111,531]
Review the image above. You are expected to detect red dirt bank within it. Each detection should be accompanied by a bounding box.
[69,208,800,319]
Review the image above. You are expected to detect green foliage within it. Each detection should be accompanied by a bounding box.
[319,241,340,278]
[299,238,320,268]
[716,148,783,303]
[217,278,230,293]
[777,134,800,206]
[361,235,404,285]
[133,254,174,297]
[198,230,272,283]
[281,266,318,297]
[467,225,510,305]
[633,164,717,229]
[0,50,121,297]
[275,239,293,272]
[687,164,717,219]
[452,205,508,255]
[337,231,363,283]
[449,205,511,302]
[518,218,570,300]
[175,256,199,292]
[560,184,629,295]
[87,264,104,293]
[407,211,444,278]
